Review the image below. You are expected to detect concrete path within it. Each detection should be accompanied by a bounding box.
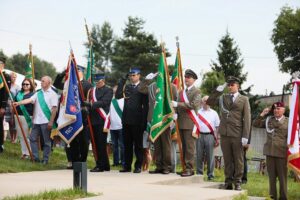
[0,170,245,200]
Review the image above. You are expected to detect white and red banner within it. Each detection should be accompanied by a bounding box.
[287,80,300,178]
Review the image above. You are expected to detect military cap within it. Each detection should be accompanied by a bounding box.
[185,69,198,79]
[226,76,240,84]
[272,101,285,109]
[77,65,85,72]
[129,67,141,75]
[93,73,105,82]
[0,56,6,64]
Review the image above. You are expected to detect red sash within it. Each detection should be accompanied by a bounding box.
[91,87,107,121]
[180,89,201,138]
[197,113,217,141]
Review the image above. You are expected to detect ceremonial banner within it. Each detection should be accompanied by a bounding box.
[85,46,94,85]
[150,52,174,142]
[25,53,33,79]
[288,80,300,178]
[57,57,83,145]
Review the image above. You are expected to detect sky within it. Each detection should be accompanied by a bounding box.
[0,0,299,95]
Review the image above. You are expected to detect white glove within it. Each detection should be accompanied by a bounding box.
[241,138,248,146]
[173,113,178,120]
[216,82,227,92]
[172,101,178,108]
[170,121,175,130]
[145,72,158,80]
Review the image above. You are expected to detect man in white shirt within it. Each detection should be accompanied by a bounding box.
[196,95,220,180]
[14,76,58,164]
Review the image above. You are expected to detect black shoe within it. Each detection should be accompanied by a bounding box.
[235,184,242,191]
[241,179,247,184]
[149,169,163,174]
[223,183,233,190]
[181,171,194,177]
[90,167,104,172]
[133,168,141,173]
[119,168,131,172]
[66,166,73,170]
[34,159,41,163]
[208,176,214,181]
[162,170,170,175]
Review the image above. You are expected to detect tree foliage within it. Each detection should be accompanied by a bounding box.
[271,6,300,74]
[2,51,57,80]
[85,22,115,72]
[111,16,164,77]
[211,31,247,86]
[200,71,225,96]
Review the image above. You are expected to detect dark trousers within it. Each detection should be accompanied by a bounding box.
[242,149,248,182]
[266,156,287,200]
[123,124,143,170]
[110,129,125,166]
[92,124,110,170]
[69,126,89,162]
[179,129,196,172]
[154,128,172,171]
[221,136,244,185]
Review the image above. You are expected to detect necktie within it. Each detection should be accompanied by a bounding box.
[230,94,234,104]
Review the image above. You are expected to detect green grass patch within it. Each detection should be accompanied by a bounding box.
[2,188,98,200]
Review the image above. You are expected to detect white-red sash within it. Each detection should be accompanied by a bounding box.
[180,89,201,138]
[91,87,108,122]
[103,113,110,132]
[197,113,217,141]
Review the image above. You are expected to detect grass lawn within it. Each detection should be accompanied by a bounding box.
[2,188,97,200]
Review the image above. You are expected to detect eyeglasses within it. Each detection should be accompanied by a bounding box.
[22,83,30,86]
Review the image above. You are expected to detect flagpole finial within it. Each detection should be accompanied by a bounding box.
[69,41,73,54]
[29,43,32,52]
[176,36,180,48]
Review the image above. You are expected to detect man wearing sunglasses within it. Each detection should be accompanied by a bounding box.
[0,56,11,153]
[207,76,251,190]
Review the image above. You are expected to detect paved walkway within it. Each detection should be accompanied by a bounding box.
[0,170,245,200]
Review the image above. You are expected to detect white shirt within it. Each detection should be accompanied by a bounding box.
[198,107,220,132]
[109,98,124,130]
[230,92,239,102]
[30,87,58,124]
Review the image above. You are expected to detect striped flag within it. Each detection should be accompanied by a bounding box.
[287,79,300,179]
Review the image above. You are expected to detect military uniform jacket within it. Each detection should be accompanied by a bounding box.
[207,90,251,139]
[0,72,11,109]
[116,79,148,126]
[177,86,201,130]
[88,85,113,125]
[253,115,288,158]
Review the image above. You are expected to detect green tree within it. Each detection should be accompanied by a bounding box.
[86,22,115,72]
[271,6,300,74]
[211,31,247,85]
[6,53,57,80]
[111,16,164,77]
[200,71,225,96]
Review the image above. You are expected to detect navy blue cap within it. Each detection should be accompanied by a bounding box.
[93,73,105,82]
[129,68,141,75]
[77,65,85,72]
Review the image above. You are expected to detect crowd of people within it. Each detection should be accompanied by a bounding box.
[0,55,290,199]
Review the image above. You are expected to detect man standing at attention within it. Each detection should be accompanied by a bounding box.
[207,76,251,190]
[116,68,148,173]
[14,76,58,164]
[172,69,201,177]
[196,95,220,180]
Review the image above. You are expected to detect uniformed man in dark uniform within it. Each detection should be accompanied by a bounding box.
[207,76,251,190]
[116,68,148,173]
[53,65,93,167]
[253,102,288,200]
[87,73,113,172]
[0,56,11,153]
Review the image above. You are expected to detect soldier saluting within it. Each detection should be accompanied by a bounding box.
[207,76,251,190]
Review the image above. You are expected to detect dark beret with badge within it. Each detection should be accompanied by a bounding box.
[226,76,240,84]
[129,67,141,75]
[93,73,106,82]
[185,69,198,79]
[272,101,285,109]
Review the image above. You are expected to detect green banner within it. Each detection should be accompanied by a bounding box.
[150,52,174,142]
[85,46,94,85]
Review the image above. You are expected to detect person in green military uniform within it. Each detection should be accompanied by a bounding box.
[206,76,251,190]
[253,102,288,200]
[172,69,201,177]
